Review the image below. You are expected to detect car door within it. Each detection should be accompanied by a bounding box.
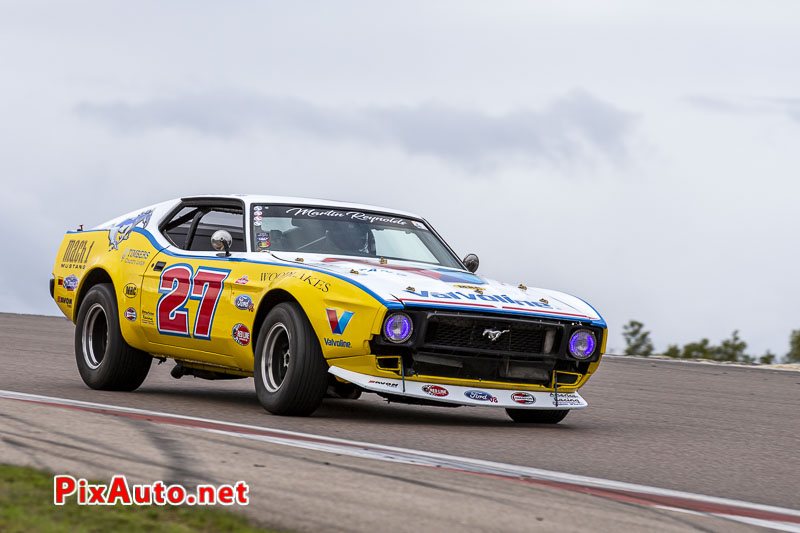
[138,199,249,367]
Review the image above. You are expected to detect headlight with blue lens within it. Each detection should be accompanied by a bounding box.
[568,330,596,359]
[383,312,413,343]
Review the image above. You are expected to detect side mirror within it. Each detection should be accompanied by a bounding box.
[462,253,479,273]
[211,230,232,257]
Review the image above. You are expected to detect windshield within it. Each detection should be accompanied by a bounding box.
[250,205,462,269]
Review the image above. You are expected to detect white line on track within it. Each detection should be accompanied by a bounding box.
[2,389,799,532]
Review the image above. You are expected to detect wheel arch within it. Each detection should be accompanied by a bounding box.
[74,267,115,322]
[252,289,302,355]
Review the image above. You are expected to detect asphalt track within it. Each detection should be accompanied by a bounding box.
[1,313,798,532]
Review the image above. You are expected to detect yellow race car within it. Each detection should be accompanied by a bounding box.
[51,195,607,423]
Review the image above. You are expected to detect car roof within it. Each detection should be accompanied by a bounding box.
[181,194,423,219]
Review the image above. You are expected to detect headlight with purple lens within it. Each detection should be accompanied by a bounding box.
[568,330,596,359]
[383,312,413,343]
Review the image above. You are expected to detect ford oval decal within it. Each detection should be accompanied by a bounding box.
[464,390,498,403]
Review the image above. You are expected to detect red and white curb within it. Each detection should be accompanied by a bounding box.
[1,389,798,532]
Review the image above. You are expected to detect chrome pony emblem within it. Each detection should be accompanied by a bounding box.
[482,328,510,343]
[108,210,153,250]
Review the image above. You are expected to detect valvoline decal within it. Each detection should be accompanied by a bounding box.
[326,309,353,335]
[404,289,553,309]
[464,390,498,403]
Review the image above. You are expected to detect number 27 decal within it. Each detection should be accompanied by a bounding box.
[157,264,230,339]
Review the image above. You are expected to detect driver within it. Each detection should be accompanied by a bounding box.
[326,222,371,255]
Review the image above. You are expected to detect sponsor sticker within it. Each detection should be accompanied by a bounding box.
[232,323,251,346]
[326,309,353,335]
[464,390,498,403]
[324,338,351,348]
[120,248,150,266]
[57,296,73,307]
[549,392,583,406]
[124,284,137,298]
[511,392,536,405]
[234,294,254,311]
[235,275,249,285]
[124,308,137,322]
[261,271,295,282]
[141,310,154,325]
[63,275,79,292]
[258,271,330,291]
[368,380,398,388]
[422,384,449,398]
[256,231,271,249]
[411,220,427,230]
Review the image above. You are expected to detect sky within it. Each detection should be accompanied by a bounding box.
[1,1,799,358]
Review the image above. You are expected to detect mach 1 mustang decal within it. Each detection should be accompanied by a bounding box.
[157,264,230,339]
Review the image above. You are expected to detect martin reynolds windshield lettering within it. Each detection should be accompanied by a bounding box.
[404,289,553,308]
[277,207,411,227]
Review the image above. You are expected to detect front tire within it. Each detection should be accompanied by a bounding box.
[506,409,569,424]
[254,302,329,416]
[74,283,152,391]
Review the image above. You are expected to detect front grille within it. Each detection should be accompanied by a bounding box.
[370,309,596,386]
[423,314,558,356]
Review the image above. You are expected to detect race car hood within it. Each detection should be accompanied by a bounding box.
[274,255,605,326]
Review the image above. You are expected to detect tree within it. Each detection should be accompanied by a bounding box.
[716,330,748,362]
[681,338,712,359]
[622,320,654,356]
[787,330,800,363]
[663,344,681,358]
[759,351,776,365]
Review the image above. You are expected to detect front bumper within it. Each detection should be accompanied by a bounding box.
[329,366,588,410]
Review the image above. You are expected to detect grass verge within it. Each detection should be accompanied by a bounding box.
[0,464,277,532]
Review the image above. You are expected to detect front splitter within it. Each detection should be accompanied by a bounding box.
[328,366,587,410]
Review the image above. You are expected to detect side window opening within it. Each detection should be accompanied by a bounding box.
[162,207,199,248]
[161,204,246,252]
[190,210,245,252]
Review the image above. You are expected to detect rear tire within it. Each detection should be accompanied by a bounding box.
[74,283,152,391]
[506,408,569,424]
[254,302,329,416]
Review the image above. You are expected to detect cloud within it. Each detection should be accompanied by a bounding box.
[685,94,800,123]
[75,90,637,168]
